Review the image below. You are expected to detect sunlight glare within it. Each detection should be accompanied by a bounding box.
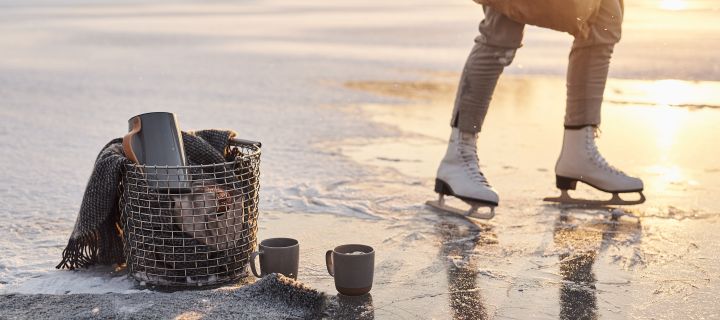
[648,165,683,182]
[660,0,688,10]
[648,79,692,107]
[648,106,685,156]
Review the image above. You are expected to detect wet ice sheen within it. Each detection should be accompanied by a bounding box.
[337,76,720,318]
[1,0,719,318]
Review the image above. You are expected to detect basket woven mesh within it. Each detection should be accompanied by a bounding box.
[119,139,260,287]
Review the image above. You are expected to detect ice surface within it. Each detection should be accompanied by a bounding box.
[8,267,142,295]
[336,76,720,318]
[1,0,719,318]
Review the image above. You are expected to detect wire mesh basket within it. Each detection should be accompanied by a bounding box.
[119,138,261,287]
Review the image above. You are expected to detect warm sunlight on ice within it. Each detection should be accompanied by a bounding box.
[648,105,683,152]
[660,0,688,10]
[605,79,720,109]
[648,79,693,107]
[343,76,720,211]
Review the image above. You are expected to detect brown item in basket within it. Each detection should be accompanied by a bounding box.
[171,181,245,251]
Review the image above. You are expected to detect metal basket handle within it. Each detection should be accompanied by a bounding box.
[230,137,262,148]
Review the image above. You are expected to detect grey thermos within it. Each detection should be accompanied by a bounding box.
[122,112,191,191]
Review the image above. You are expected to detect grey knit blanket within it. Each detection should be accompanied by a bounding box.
[56,129,238,270]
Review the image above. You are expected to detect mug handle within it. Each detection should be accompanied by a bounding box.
[325,250,334,277]
[123,116,142,164]
[250,251,263,278]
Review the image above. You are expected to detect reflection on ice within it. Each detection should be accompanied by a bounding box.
[553,209,644,319]
[436,218,493,320]
[335,75,720,318]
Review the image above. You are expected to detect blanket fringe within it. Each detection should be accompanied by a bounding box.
[56,232,99,270]
[56,215,124,270]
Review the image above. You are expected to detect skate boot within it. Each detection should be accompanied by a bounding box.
[426,127,498,219]
[544,126,646,206]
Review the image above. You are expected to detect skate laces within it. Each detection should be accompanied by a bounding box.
[586,127,625,175]
[458,133,491,187]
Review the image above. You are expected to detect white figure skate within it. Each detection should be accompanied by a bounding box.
[426,128,498,219]
[544,126,645,206]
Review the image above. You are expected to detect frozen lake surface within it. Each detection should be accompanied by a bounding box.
[1,0,719,318]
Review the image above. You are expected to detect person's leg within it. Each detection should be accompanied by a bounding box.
[565,0,624,127]
[434,8,525,209]
[551,0,644,205]
[450,6,525,133]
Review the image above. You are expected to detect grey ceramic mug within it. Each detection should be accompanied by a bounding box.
[122,112,190,191]
[326,244,375,296]
[250,238,300,279]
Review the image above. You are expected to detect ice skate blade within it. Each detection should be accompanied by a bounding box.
[426,196,495,220]
[543,189,646,207]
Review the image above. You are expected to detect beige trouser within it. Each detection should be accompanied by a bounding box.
[451,0,624,132]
